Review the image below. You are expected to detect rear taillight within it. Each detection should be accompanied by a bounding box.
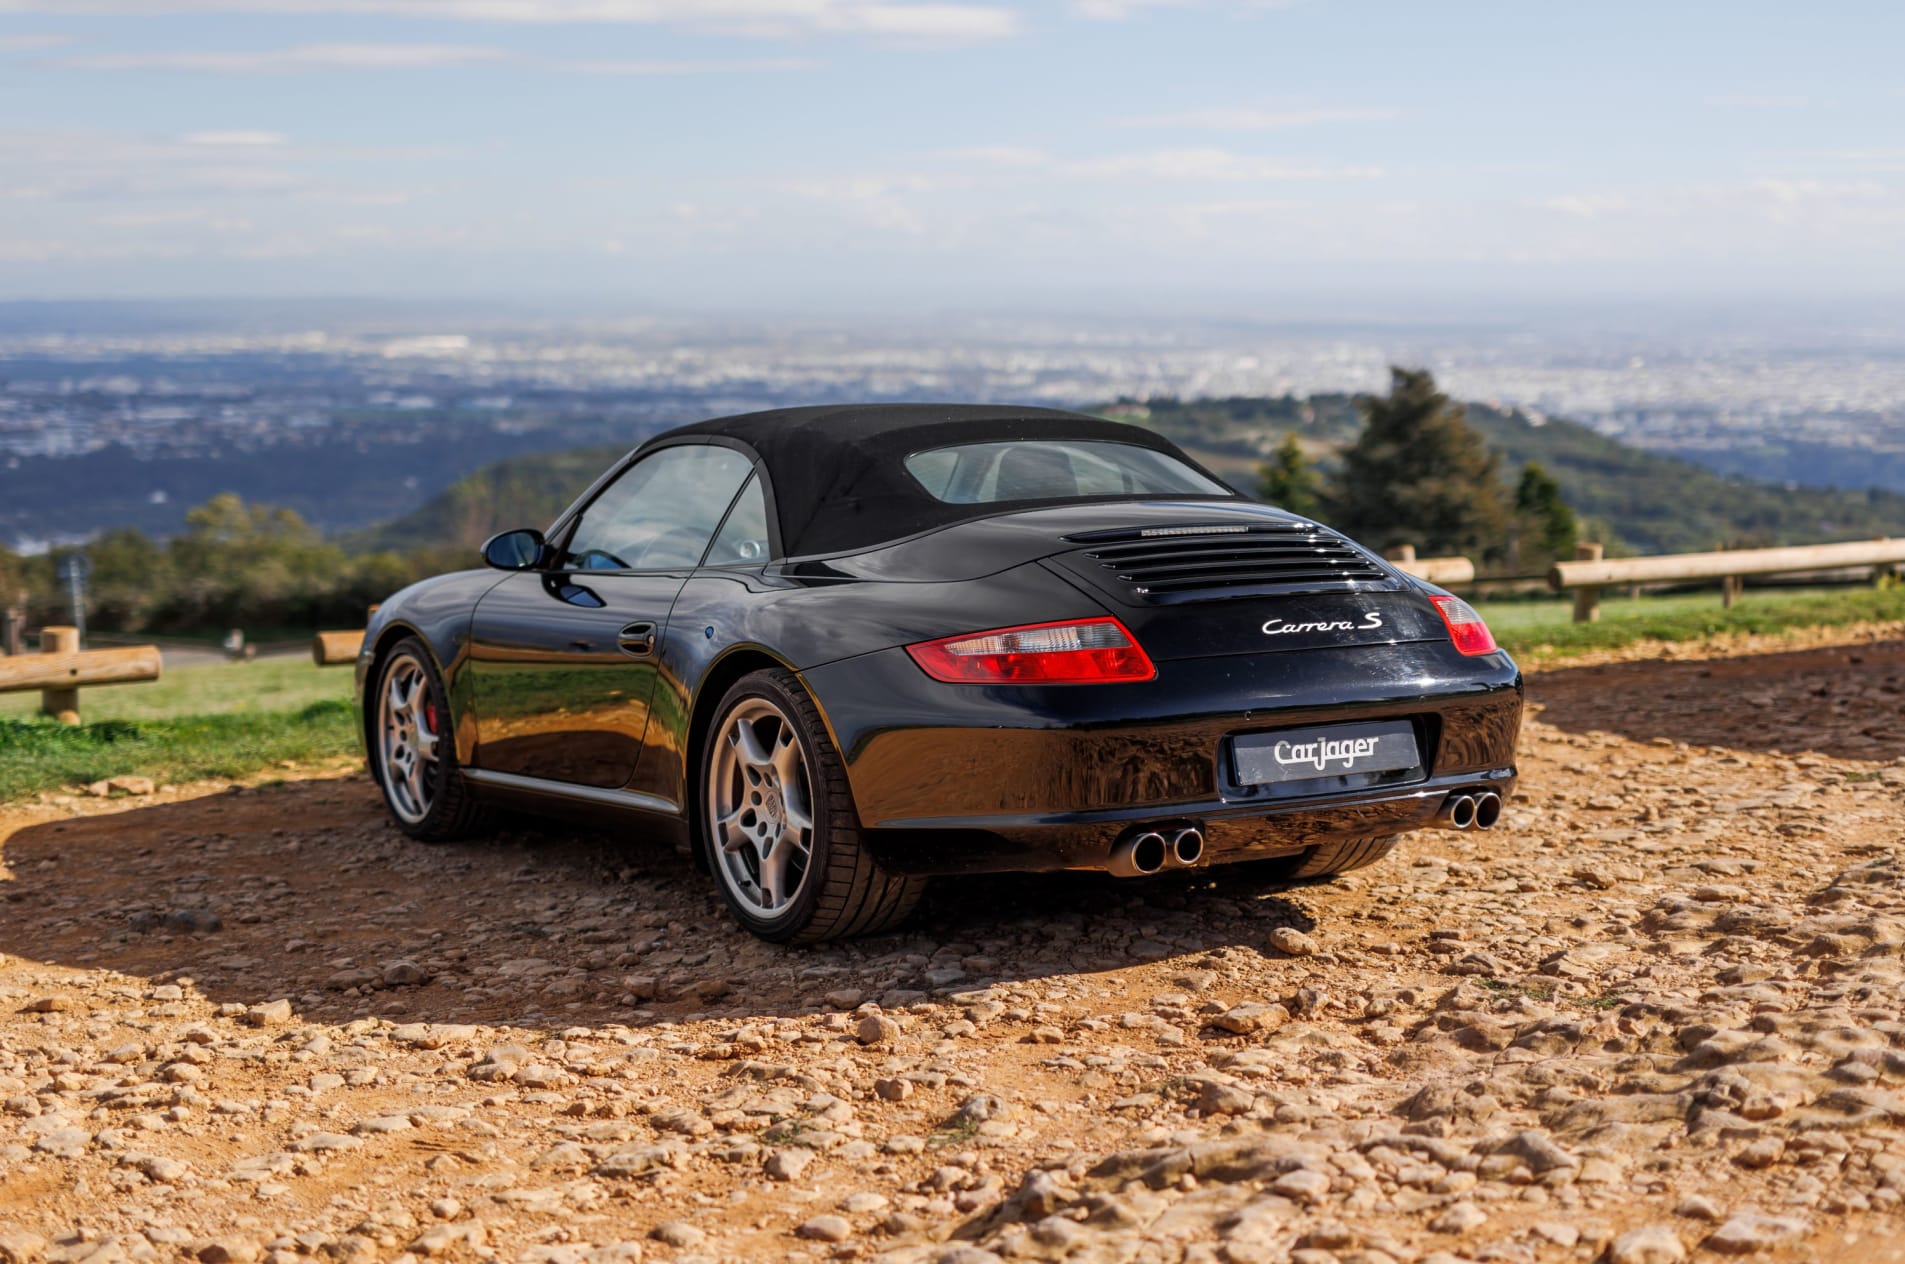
[906,617,1157,684]
[1430,595,1499,656]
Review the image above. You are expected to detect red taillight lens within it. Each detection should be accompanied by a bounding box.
[1430,595,1498,656]
[906,617,1157,684]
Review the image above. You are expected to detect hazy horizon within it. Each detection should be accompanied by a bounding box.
[4,292,1905,346]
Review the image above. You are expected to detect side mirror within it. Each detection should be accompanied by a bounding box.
[482,528,546,571]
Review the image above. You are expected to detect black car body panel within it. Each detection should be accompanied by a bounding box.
[801,639,1518,871]
[357,403,1522,890]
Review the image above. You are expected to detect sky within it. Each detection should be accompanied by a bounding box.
[0,1,1900,311]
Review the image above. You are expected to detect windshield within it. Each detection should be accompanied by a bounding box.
[904,440,1231,505]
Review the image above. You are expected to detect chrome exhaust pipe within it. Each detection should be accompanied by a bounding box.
[1107,830,1168,877]
[1168,826,1205,867]
[1435,794,1478,831]
[1472,792,1502,830]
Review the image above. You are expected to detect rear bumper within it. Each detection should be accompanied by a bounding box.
[801,640,1522,876]
[858,772,1517,875]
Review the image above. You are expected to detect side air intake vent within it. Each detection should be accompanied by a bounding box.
[1055,523,1396,603]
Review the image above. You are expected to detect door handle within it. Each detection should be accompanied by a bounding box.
[616,622,657,657]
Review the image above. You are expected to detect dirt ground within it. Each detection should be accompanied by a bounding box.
[3,637,1905,1264]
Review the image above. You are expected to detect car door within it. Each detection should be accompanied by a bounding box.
[467,443,757,792]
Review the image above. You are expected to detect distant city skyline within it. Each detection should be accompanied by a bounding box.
[0,1,1901,307]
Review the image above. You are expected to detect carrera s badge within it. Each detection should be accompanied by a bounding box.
[1261,611,1383,635]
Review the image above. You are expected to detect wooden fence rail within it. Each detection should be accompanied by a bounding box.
[0,626,162,722]
[1383,545,1476,587]
[312,630,365,667]
[1549,537,1905,623]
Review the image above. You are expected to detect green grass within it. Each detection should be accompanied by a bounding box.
[1478,584,1905,661]
[0,699,359,803]
[0,655,350,721]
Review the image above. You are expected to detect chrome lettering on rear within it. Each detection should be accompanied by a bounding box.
[1261,611,1383,635]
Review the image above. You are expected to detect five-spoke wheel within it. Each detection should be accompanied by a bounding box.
[378,651,441,824]
[700,669,925,942]
[370,636,486,842]
[707,697,815,916]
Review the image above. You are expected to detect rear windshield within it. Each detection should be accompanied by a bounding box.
[904,440,1231,505]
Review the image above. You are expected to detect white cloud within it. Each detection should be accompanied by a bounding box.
[63,43,506,71]
[1069,0,1183,16]
[92,208,255,231]
[0,127,443,204]
[0,1,1020,44]
[781,173,942,200]
[0,32,70,49]
[59,43,820,74]
[1536,180,1886,225]
[940,145,1050,167]
[1062,147,1380,182]
[1703,94,1811,110]
[1532,193,1629,219]
[1171,197,1298,216]
[554,56,814,74]
[1500,177,1905,268]
[1070,0,1297,18]
[1745,177,1882,205]
[182,130,290,146]
[1163,196,1299,236]
[1120,105,1398,130]
[1831,148,1905,174]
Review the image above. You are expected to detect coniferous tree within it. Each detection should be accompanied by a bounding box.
[1513,462,1579,567]
[1326,368,1513,560]
[1257,432,1320,518]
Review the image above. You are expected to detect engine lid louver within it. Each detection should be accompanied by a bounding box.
[1055,522,1397,604]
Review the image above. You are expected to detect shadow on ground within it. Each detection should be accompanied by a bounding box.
[1530,638,1905,759]
[0,775,1317,1032]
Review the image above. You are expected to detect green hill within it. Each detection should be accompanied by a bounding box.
[345,397,1905,560]
[1126,395,1905,556]
[345,444,626,559]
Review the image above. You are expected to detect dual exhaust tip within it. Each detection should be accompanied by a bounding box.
[1108,825,1204,877]
[1105,789,1500,875]
[1437,790,1502,831]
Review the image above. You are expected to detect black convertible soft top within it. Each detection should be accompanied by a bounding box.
[642,403,1238,557]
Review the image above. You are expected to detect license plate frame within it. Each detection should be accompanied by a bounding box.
[1229,719,1423,790]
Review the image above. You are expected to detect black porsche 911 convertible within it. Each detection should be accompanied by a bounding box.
[357,404,1521,942]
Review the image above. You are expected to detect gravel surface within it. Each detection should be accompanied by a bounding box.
[3,639,1905,1264]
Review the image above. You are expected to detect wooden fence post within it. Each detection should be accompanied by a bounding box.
[40,625,81,724]
[1384,544,1417,567]
[1,608,22,657]
[1721,574,1741,608]
[1571,543,1604,624]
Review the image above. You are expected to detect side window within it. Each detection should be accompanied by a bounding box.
[561,446,753,571]
[703,474,771,566]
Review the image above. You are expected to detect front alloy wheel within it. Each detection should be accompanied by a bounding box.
[378,651,441,824]
[371,636,486,843]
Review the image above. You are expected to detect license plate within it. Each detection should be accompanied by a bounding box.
[1231,720,1421,786]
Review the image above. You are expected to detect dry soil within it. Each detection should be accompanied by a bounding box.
[3,638,1905,1264]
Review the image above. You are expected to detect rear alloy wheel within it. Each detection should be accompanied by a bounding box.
[371,637,487,843]
[702,669,924,942]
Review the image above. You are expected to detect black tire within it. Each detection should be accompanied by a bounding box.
[698,668,925,943]
[368,637,489,843]
[1277,834,1399,881]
